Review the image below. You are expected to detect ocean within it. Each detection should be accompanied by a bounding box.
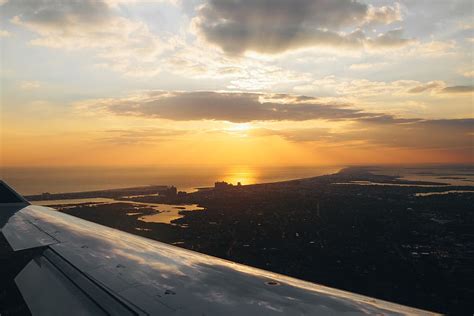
[0,165,342,195]
[1,164,472,196]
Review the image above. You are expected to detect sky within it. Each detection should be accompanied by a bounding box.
[0,0,473,167]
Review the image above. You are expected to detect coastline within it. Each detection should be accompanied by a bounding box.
[26,166,472,203]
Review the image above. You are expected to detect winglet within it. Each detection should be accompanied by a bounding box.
[0,180,30,231]
[0,180,29,205]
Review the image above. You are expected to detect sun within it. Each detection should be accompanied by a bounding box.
[226,123,252,134]
[224,123,254,138]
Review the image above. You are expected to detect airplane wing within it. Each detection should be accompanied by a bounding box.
[0,181,437,315]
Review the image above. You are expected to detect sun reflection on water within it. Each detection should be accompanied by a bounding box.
[222,167,258,185]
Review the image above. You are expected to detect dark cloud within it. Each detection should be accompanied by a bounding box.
[85,90,473,154]
[193,0,409,54]
[252,119,474,152]
[2,0,111,28]
[358,115,420,124]
[359,119,474,149]
[408,82,443,93]
[95,91,395,123]
[93,91,474,127]
[441,85,474,94]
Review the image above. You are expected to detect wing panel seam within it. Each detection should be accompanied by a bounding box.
[43,248,147,316]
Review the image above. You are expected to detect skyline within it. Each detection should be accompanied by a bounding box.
[1,0,473,167]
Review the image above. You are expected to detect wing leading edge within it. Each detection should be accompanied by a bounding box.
[0,181,438,315]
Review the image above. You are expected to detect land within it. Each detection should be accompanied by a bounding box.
[26,184,172,201]
[4,168,474,314]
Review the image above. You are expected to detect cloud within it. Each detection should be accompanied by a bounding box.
[366,3,402,25]
[67,89,474,157]
[0,29,10,37]
[78,90,434,125]
[79,91,371,123]
[441,85,474,94]
[461,70,474,78]
[252,127,337,143]
[162,45,312,90]
[78,88,474,127]
[404,40,457,57]
[3,0,173,76]
[100,128,189,145]
[295,77,460,96]
[192,0,409,55]
[408,81,445,93]
[18,80,41,90]
[349,62,388,70]
[251,118,474,152]
[366,29,413,48]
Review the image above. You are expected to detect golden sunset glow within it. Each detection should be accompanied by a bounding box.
[222,166,258,185]
[0,0,472,168]
[226,123,253,135]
